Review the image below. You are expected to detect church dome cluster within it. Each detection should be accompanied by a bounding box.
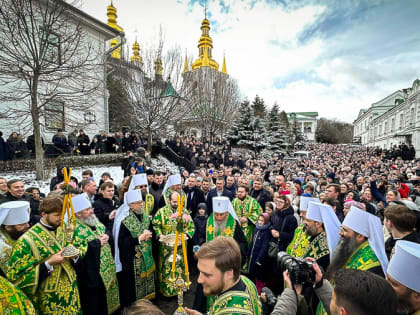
[105,2,227,75]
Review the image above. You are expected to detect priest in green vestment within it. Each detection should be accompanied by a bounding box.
[0,275,35,315]
[316,206,388,315]
[185,236,262,315]
[199,196,248,313]
[232,185,262,245]
[0,201,30,277]
[72,193,120,315]
[7,195,81,314]
[152,190,194,297]
[286,196,319,258]
[127,174,155,216]
[114,189,156,307]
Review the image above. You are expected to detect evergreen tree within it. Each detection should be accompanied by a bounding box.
[251,116,267,152]
[226,101,253,146]
[266,103,286,153]
[251,95,266,119]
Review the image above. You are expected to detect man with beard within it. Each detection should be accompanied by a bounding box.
[250,177,272,209]
[72,193,120,315]
[301,201,341,314]
[287,195,318,258]
[158,174,187,210]
[152,191,194,297]
[317,206,388,315]
[114,189,156,307]
[7,196,81,314]
[129,174,155,216]
[201,178,212,202]
[185,237,262,315]
[232,185,262,245]
[302,201,340,272]
[0,201,30,276]
[387,241,420,315]
[193,197,248,313]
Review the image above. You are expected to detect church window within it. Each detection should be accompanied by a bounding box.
[399,113,404,129]
[304,122,312,133]
[45,100,64,130]
[41,28,62,65]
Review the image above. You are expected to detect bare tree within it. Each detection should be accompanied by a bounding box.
[0,0,105,179]
[120,34,189,152]
[184,68,240,143]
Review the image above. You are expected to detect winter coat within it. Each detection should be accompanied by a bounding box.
[6,137,28,159]
[192,215,208,246]
[77,134,90,155]
[89,139,101,154]
[269,206,297,252]
[247,222,271,280]
[93,194,120,233]
[68,133,78,149]
[52,134,68,150]
[0,135,5,161]
[121,136,131,152]
[250,188,273,209]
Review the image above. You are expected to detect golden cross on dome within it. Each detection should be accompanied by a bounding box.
[204,3,207,19]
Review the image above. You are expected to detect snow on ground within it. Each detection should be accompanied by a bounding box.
[0,155,179,195]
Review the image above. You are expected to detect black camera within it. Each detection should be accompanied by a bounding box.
[277,251,316,286]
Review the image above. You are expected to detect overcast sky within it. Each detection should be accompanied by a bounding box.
[81,0,420,123]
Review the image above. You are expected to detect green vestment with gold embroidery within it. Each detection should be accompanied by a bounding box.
[0,227,16,276]
[7,223,81,315]
[209,275,262,315]
[72,219,120,314]
[121,211,156,300]
[206,213,237,241]
[287,224,310,257]
[152,204,195,297]
[287,226,329,261]
[206,213,238,311]
[232,196,262,245]
[143,193,154,216]
[0,275,36,315]
[316,241,381,315]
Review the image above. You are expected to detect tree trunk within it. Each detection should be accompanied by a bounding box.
[147,128,152,153]
[31,75,45,180]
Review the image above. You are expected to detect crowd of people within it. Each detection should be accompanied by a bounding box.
[0,129,152,160]
[0,141,420,315]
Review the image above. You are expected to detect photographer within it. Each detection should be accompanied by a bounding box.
[270,260,397,315]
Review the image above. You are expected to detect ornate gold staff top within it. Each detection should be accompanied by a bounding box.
[60,167,81,258]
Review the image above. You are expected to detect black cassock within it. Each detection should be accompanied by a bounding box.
[76,237,108,315]
[117,212,148,307]
[192,221,248,313]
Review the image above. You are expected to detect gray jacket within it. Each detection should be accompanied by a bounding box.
[270,280,333,315]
